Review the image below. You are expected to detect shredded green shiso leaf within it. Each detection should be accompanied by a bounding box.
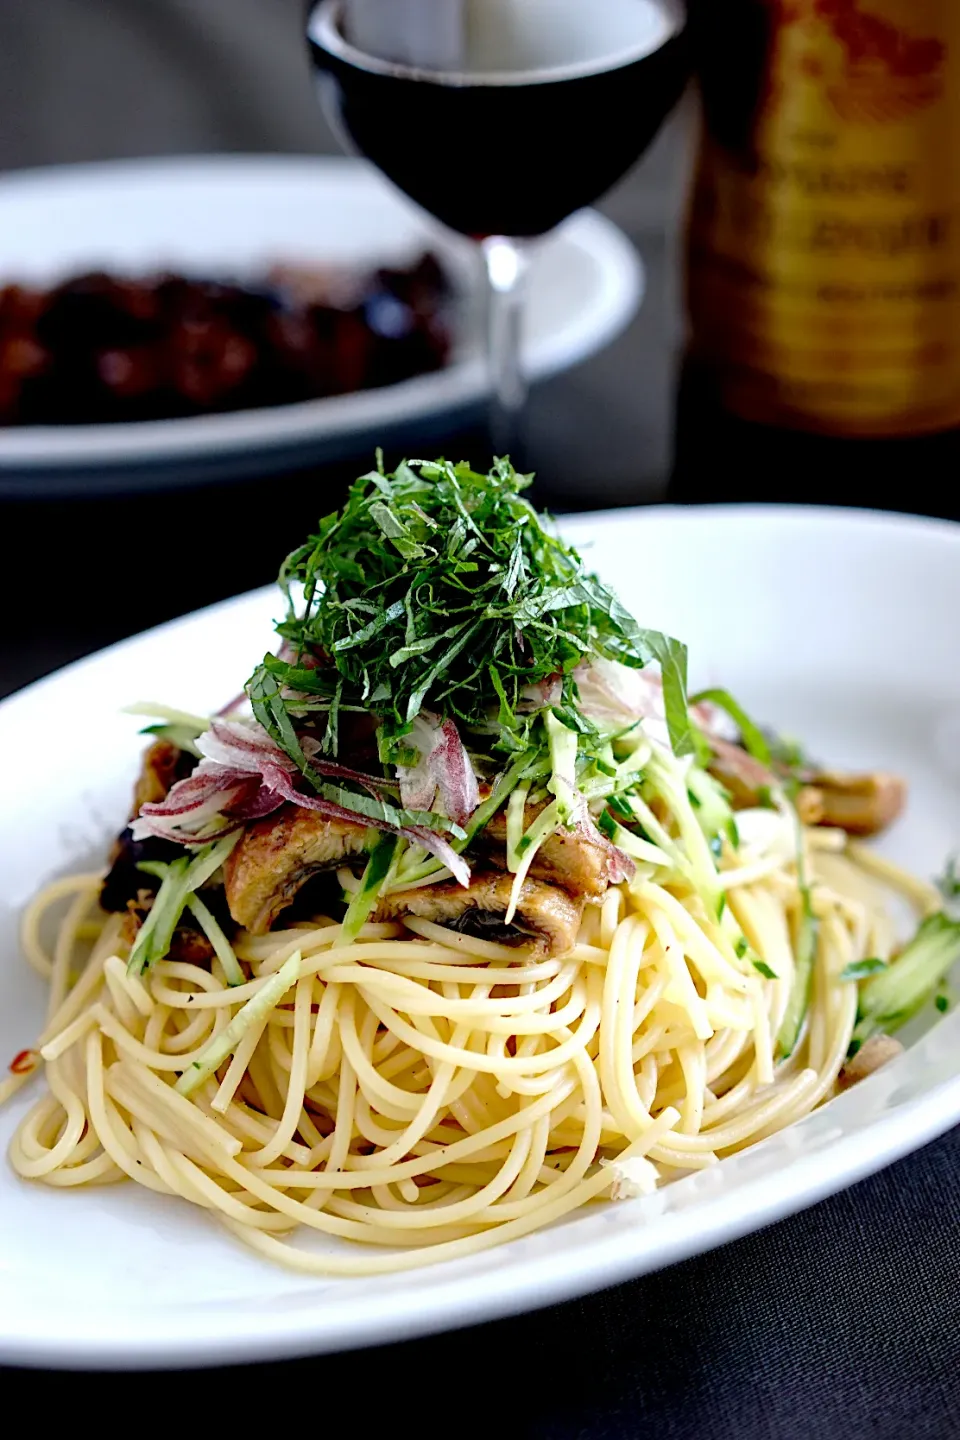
[246,455,693,765]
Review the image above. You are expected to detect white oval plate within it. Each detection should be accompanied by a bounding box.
[0,155,642,491]
[2,504,959,1369]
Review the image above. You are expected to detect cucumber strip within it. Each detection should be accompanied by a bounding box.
[138,723,205,758]
[776,889,819,1059]
[127,857,191,978]
[505,798,563,922]
[185,831,241,891]
[340,834,399,945]
[128,832,240,976]
[604,820,672,869]
[175,950,302,1097]
[506,783,531,872]
[852,911,960,1049]
[686,766,739,849]
[123,702,211,733]
[545,709,578,823]
[186,894,245,986]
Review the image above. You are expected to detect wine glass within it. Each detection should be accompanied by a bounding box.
[307,0,688,455]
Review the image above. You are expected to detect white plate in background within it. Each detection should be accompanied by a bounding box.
[1,504,959,1368]
[0,155,643,491]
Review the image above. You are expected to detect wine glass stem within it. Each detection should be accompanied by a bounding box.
[481,235,529,461]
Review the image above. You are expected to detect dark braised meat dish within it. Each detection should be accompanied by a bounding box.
[0,254,451,425]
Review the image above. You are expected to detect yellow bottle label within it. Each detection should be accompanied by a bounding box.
[687,0,960,436]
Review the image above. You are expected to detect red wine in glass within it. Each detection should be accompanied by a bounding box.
[307,0,688,448]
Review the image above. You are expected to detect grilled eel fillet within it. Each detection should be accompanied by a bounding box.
[222,792,621,932]
[223,807,377,933]
[707,737,906,837]
[222,805,595,955]
[372,872,584,958]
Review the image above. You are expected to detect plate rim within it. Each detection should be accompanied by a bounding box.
[3,501,960,1370]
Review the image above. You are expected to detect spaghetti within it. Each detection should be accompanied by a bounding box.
[3,811,936,1275]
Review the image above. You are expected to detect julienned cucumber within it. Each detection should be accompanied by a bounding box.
[175,949,302,1097]
[686,766,738,849]
[776,891,819,1059]
[339,833,399,945]
[127,832,239,977]
[852,911,960,1049]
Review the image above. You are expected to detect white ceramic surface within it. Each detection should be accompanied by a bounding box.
[0,155,642,479]
[2,505,959,1369]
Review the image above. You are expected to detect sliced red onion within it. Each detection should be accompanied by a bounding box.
[146,784,246,825]
[132,720,294,844]
[574,657,668,733]
[197,719,297,772]
[262,766,383,826]
[432,719,480,827]
[130,813,244,846]
[397,713,479,826]
[196,720,394,795]
[216,693,248,718]
[225,782,289,822]
[277,639,321,669]
[132,777,284,844]
[574,657,737,744]
[133,714,473,883]
[397,750,436,813]
[138,768,239,816]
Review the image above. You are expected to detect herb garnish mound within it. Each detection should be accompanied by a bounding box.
[246,456,692,765]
